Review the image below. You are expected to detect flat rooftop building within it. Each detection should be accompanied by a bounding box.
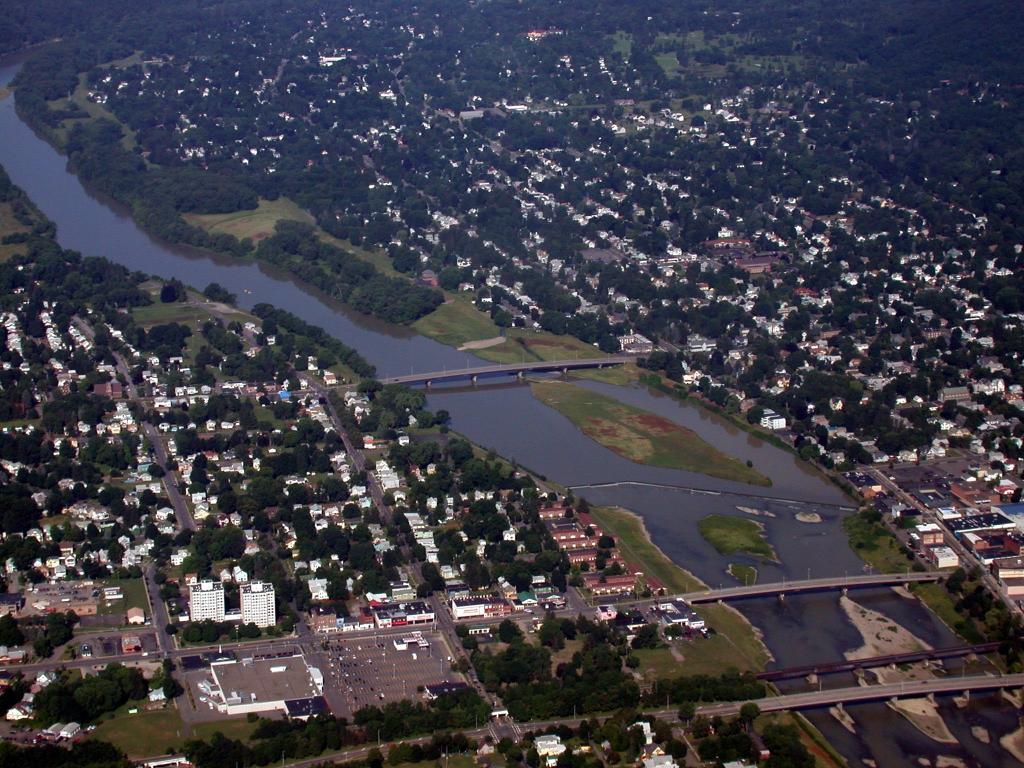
[207,654,323,716]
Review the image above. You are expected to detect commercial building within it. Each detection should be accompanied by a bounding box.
[372,600,434,628]
[449,595,512,621]
[927,546,959,569]
[189,580,225,622]
[240,581,276,628]
[202,653,324,717]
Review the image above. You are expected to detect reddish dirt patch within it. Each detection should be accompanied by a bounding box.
[631,413,689,435]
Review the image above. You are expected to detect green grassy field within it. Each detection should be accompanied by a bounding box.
[474,328,606,365]
[531,380,771,485]
[91,708,187,757]
[91,707,259,758]
[587,506,769,674]
[132,301,210,327]
[412,294,501,347]
[632,646,682,681]
[699,515,778,561]
[184,197,313,243]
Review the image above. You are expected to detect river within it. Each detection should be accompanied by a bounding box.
[0,57,1018,766]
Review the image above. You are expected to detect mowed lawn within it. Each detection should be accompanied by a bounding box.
[531,380,770,486]
[184,197,313,242]
[91,707,259,758]
[91,708,188,757]
[698,514,778,561]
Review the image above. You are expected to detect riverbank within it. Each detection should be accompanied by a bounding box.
[841,593,930,659]
[531,379,771,486]
[839,595,964,745]
[588,505,772,674]
[1000,719,1024,764]
[698,514,778,561]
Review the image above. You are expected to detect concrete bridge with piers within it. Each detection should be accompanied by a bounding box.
[697,673,1024,717]
[379,356,633,387]
[619,571,946,607]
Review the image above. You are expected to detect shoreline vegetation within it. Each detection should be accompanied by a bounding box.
[530,379,771,486]
[588,505,772,674]
[698,514,779,562]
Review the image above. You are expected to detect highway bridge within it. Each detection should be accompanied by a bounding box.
[675,571,945,604]
[697,673,1024,717]
[379,356,632,386]
[757,641,1003,681]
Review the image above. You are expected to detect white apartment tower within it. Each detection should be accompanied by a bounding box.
[240,581,276,627]
[190,579,226,622]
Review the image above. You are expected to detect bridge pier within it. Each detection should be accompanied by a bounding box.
[425,380,432,388]
[778,593,785,602]
[472,375,478,385]
[517,371,524,380]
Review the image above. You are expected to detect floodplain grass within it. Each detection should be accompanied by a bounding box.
[841,510,914,573]
[587,506,769,674]
[728,563,758,586]
[698,515,778,561]
[531,380,770,485]
[183,197,314,243]
[474,328,606,365]
[412,293,501,347]
[570,362,641,386]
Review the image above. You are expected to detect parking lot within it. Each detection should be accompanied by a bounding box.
[78,631,159,659]
[317,630,461,717]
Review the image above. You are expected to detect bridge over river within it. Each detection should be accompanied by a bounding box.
[757,641,1003,681]
[614,571,946,607]
[697,673,1024,717]
[379,356,632,386]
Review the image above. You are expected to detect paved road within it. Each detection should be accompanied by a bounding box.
[143,563,173,655]
[73,315,195,532]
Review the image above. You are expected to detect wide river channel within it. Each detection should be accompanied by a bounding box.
[0,57,1019,766]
